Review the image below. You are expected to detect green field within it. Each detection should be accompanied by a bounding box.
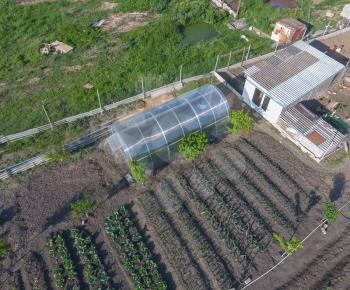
[0,0,346,166]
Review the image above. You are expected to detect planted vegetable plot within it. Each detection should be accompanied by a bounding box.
[105,206,167,290]
[47,234,79,289]
[133,133,328,289]
[70,229,112,289]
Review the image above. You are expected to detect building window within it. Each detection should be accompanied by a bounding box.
[252,88,264,107]
[261,95,270,111]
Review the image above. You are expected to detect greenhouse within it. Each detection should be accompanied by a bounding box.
[107,84,230,169]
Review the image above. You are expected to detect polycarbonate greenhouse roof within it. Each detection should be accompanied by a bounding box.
[107,85,230,168]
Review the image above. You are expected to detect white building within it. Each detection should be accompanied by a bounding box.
[242,41,348,161]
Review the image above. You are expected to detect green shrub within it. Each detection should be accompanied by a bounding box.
[130,160,147,184]
[228,110,253,135]
[179,132,208,160]
[272,232,287,252]
[70,193,96,219]
[0,238,11,259]
[324,201,338,223]
[287,237,304,255]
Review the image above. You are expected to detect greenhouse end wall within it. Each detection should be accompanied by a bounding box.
[107,84,230,169]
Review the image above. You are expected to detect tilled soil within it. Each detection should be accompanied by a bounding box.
[1,131,349,289]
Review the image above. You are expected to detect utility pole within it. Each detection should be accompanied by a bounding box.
[42,103,53,129]
[227,51,232,70]
[97,89,103,115]
[179,64,183,85]
[214,55,220,71]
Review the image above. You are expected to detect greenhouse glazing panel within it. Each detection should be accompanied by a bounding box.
[107,84,230,168]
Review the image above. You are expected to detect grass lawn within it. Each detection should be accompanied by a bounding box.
[0,0,345,167]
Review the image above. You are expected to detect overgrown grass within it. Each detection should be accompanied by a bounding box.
[0,0,271,135]
[0,0,340,161]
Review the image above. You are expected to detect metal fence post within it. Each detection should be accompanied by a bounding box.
[214,55,220,71]
[227,51,232,69]
[42,104,53,130]
[97,89,103,115]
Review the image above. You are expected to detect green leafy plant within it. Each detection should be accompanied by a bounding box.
[70,193,96,219]
[0,237,11,259]
[272,232,287,252]
[179,132,208,160]
[130,160,147,184]
[324,201,338,223]
[228,110,253,135]
[287,237,304,255]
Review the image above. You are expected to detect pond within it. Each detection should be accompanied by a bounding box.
[181,23,219,46]
[269,0,299,9]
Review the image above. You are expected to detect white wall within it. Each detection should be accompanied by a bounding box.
[242,79,284,124]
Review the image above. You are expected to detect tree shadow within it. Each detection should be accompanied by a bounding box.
[305,190,322,213]
[330,173,346,202]
[0,206,18,227]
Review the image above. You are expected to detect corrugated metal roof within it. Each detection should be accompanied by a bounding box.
[277,103,346,159]
[245,41,345,108]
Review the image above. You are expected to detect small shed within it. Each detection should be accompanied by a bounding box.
[271,17,307,45]
[277,103,347,162]
[242,41,345,124]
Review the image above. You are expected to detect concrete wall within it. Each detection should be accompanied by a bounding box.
[242,79,283,124]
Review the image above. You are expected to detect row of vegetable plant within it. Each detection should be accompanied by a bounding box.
[240,138,310,199]
[104,205,167,290]
[156,182,236,289]
[191,166,265,252]
[233,144,301,216]
[47,234,79,289]
[138,193,209,290]
[217,152,296,232]
[70,228,111,289]
[175,174,250,264]
[205,158,272,236]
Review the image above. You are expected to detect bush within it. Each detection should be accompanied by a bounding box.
[228,110,253,135]
[179,132,208,160]
[130,160,147,184]
[324,201,338,223]
[287,237,304,255]
[0,238,11,259]
[71,193,96,219]
[272,232,287,252]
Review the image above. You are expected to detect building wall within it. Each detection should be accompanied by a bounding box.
[242,79,283,123]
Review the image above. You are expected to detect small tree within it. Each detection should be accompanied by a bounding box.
[179,132,208,160]
[272,232,287,252]
[287,237,304,255]
[324,201,338,223]
[0,237,11,259]
[130,160,147,184]
[273,233,304,256]
[71,193,96,221]
[228,110,253,135]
